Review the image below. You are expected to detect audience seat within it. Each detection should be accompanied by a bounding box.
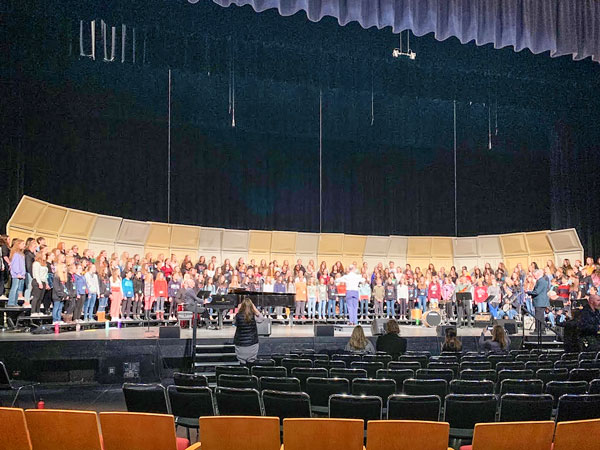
[262,390,311,423]
[215,387,263,416]
[329,394,382,427]
[282,418,364,450]
[443,394,497,439]
[387,394,441,421]
[99,411,193,450]
[389,361,422,372]
[498,394,553,422]
[282,358,313,372]
[416,368,454,383]
[459,369,496,382]
[291,367,328,391]
[569,368,600,383]
[330,368,367,383]
[305,377,349,414]
[556,394,600,423]
[376,369,413,393]
[215,365,249,377]
[25,409,103,450]
[199,416,280,450]
[173,372,208,387]
[351,378,396,399]
[366,420,452,450]
[458,421,554,450]
[217,374,259,389]
[350,361,385,378]
[535,368,569,386]
[449,380,494,395]
[0,407,32,450]
[499,378,543,395]
[545,381,588,408]
[259,376,301,392]
[251,365,287,378]
[403,378,448,399]
[123,383,170,414]
[553,418,600,450]
[167,385,214,440]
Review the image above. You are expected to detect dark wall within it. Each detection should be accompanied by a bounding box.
[1,0,599,254]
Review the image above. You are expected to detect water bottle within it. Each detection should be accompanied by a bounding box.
[54,323,60,334]
[75,323,81,332]
[37,399,45,409]
[105,320,110,330]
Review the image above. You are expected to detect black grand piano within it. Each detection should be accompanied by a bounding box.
[208,289,295,328]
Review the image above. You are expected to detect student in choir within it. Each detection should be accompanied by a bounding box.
[396,276,409,321]
[487,277,501,318]
[407,277,417,312]
[416,276,428,312]
[372,278,385,318]
[441,276,455,323]
[52,263,68,324]
[121,270,135,320]
[84,264,99,322]
[132,270,144,320]
[7,239,26,307]
[30,252,48,316]
[168,272,182,320]
[359,279,371,319]
[97,266,111,316]
[306,277,318,319]
[273,275,286,318]
[317,277,328,320]
[473,278,489,313]
[42,251,55,315]
[109,268,123,321]
[294,272,307,319]
[73,264,88,322]
[326,276,337,319]
[153,271,168,321]
[335,273,347,318]
[142,269,154,321]
[428,275,441,310]
[64,264,78,323]
[384,277,396,318]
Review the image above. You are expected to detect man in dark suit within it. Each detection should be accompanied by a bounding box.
[375,320,407,359]
[527,269,550,334]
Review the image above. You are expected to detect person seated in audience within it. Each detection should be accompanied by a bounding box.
[375,319,407,358]
[479,324,511,352]
[441,327,462,352]
[345,325,375,354]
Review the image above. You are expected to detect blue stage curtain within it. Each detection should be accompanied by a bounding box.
[207,0,600,62]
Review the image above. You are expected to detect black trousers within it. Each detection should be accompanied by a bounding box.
[457,300,472,327]
[31,280,45,314]
[73,294,85,319]
[42,289,52,312]
[534,306,546,333]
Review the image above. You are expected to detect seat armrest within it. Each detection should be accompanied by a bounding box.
[185,442,202,450]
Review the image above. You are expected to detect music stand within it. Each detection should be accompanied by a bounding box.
[455,292,472,306]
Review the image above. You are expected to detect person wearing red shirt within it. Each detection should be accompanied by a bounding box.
[474,280,488,313]
[153,272,168,321]
[427,276,442,309]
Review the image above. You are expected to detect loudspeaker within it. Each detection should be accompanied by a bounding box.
[257,318,272,336]
[159,326,180,339]
[314,325,334,337]
[474,313,492,328]
[496,319,517,335]
[371,319,388,336]
[436,324,456,338]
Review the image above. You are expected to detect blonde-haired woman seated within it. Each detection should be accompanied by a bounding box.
[345,325,375,354]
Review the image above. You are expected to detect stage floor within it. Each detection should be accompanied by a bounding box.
[0,323,520,341]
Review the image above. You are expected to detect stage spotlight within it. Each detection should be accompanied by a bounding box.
[392,30,416,60]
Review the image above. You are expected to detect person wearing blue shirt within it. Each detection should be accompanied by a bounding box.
[121,271,135,320]
[527,269,550,335]
[73,265,88,322]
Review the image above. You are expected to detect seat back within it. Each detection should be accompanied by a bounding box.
[217,374,259,389]
[469,421,554,450]
[350,361,384,378]
[545,381,588,407]
[259,376,301,392]
[589,379,600,394]
[535,368,569,386]
[215,387,262,416]
[0,361,12,388]
[416,369,453,383]
[0,407,31,450]
[578,359,600,369]
[403,378,448,399]
[497,369,533,383]
[261,390,311,424]
[376,369,414,393]
[431,355,459,363]
[554,418,600,450]
[329,368,367,382]
[281,358,313,372]
[122,383,169,414]
[556,394,600,423]
[554,360,579,370]
[387,394,441,421]
[332,354,362,367]
[487,355,513,369]
[315,360,345,370]
[525,361,554,371]
[291,367,328,391]
[496,361,525,371]
[460,361,492,371]
[515,354,538,362]
[351,378,396,399]
[366,420,450,450]
[251,365,287,378]
[389,361,422,372]
[398,355,428,368]
[570,368,600,383]
[305,377,349,408]
[427,362,459,378]
[283,418,364,450]
[167,385,215,419]
[199,416,280,450]
[443,394,497,430]
[99,412,180,450]
[215,365,250,377]
[173,372,208,387]
[578,352,597,361]
[460,369,497,381]
[499,378,543,395]
[449,380,494,395]
[362,354,392,367]
[329,395,382,427]
[499,394,553,422]
[26,409,102,450]
[248,358,276,367]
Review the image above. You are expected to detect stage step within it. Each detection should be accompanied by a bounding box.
[194,343,239,382]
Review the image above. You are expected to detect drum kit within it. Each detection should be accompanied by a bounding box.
[410,307,443,327]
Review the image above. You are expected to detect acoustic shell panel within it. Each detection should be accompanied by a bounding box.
[364,236,390,257]
[221,229,249,251]
[555,251,584,266]
[7,227,35,242]
[60,238,89,253]
[88,241,115,255]
[115,244,145,258]
[170,224,201,250]
[248,253,271,267]
[60,209,97,239]
[170,248,199,263]
[318,233,344,255]
[7,196,47,231]
[505,256,530,272]
[477,235,503,257]
[387,236,408,257]
[547,229,583,253]
[528,254,555,268]
[342,235,366,256]
[271,231,297,254]
[453,237,478,258]
[144,247,170,261]
[89,215,122,243]
[500,232,529,256]
[295,232,319,255]
[249,230,272,253]
[525,231,553,255]
[431,259,454,272]
[116,220,150,245]
[270,254,295,266]
[198,228,223,252]
[145,223,172,248]
[35,203,68,236]
[407,237,432,258]
[431,237,453,258]
[454,257,479,272]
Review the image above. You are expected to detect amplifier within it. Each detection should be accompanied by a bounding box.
[474,313,493,328]
[159,326,180,339]
[436,324,456,338]
[496,319,517,335]
[314,325,334,337]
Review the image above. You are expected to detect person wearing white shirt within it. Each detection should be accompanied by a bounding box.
[337,265,364,325]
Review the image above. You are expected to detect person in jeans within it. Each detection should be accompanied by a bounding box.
[384,278,396,318]
[51,263,68,324]
[306,277,318,319]
[73,264,88,322]
[326,277,337,318]
[84,264,99,321]
[317,277,328,320]
[121,271,135,320]
[23,238,36,304]
[372,278,384,318]
[358,280,371,319]
[7,239,26,307]
[30,251,48,316]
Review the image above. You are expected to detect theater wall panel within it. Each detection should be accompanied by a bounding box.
[7,227,35,242]
[144,247,171,261]
[547,228,583,254]
[555,251,584,266]
[88,241,115,255]
[504,256,530,272]
[270,253,295,265]
[407,237,432,258]
[317,254,340,269]
[477,257,504,270]
[171,248,199,263]
[145,222,172,248]
[363,256,386,269]
[7,196,47,231]
[342,235,366,256]
[221,250,249,265]
[525,231,553,255]
[500,232,529,256]
[271,231,297,254]
[35,204,68,236]
[221,229,249,251]
[431,237,453,258]
[60,209,97,239]
[89,215,122,243]
[170,224,201,249]
[115,243,145,258]
[431,259,454,271]
[364,236,390,256]
[296,232,319,255]
[453,237,478,258]
[61,237,89,252]
[318,233,344,255]
[116,220,150,245]
[408,258,432,270]
[454,257,479,272]
[249,230,272,253]
[528,254,554,267]
[198,227,223,252]
[387,236,408,257]
[477,235,503,257]
[248,253,271,266]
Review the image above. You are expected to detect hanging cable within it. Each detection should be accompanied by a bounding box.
[319,89,323,233]
[488,99,492,150]
[167,69,172,223]
[370,67,374,126]
[453,99,458,237]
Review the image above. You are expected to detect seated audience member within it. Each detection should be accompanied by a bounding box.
[345,325,375,354]
[441,327,462,352]
[375,319,407,358]
[479,324,511,352]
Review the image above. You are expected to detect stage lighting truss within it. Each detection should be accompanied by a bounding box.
[392,30,416,60]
